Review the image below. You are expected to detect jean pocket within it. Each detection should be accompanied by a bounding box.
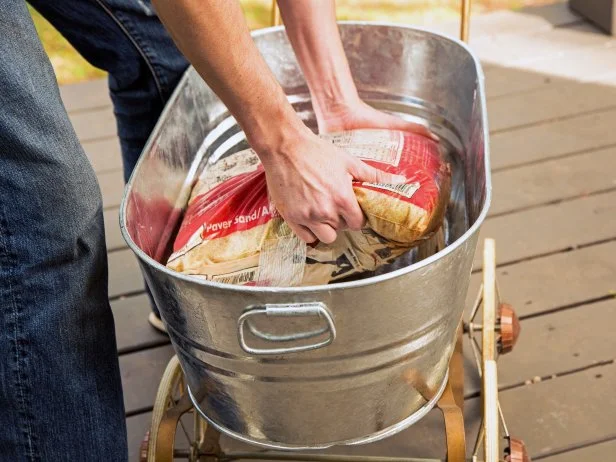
[100,0,157,17]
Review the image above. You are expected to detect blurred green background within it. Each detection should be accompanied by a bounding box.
[28,0,563,85]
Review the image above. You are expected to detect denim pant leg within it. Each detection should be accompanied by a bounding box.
[29,0,189,315]
[0,2,127,461]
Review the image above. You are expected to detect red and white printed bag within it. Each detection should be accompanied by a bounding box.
[167,129,451,286]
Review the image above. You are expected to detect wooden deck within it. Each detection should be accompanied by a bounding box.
[60,3,616,460]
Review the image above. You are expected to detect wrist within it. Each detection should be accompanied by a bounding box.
[243,100,313,163]
[309,74,360,122]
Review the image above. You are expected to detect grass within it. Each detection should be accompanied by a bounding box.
[29,0,564,85]
[28,5,106,85]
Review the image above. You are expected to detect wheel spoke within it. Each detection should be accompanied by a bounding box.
[470,336,483,376]
[179,417,192,445]
[469,284,484,323]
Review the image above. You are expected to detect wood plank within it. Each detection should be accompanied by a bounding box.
[60,78,111,113]
[121,329,616,460]
[476,189,616,269]
[515,3,582,29]
[105,207,125,251]
[125,364,616,461]
[473,22,611,68]
[126,412,151,462]
[467,239,616,319]
[84,137,123,174]
[490,107,616,170]
[112,294,169,354]
[515,46,616,85]
[484,64,564,99]
[70,106,117,142]
[481,363,616,459]
[490,147,616,216]
[465,298,616,395]
[541,439,616,462]
[99,169,125,210]
[488,80,616,132]
[217,364,616,460]
[430,3,581,40]
[108,249,145,298]
[120,344,175,414]
[125,362,616,460]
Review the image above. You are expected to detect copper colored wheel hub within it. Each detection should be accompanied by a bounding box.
[505,437,531,462]
[499,303,521,354]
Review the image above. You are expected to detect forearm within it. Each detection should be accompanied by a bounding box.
[151,0,309,157]
[277,0,359,120]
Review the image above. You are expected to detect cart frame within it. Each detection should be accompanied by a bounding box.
[138,3,529,461]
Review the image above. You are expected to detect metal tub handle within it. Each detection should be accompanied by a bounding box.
[237,302,336,355]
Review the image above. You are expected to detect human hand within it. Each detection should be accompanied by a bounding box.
[260,131,403,244]
[317,98,438,141]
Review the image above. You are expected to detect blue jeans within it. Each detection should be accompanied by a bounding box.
[0,0,187,460]
[31,0,190,317]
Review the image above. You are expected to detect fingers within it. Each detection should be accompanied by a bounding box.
[378,113,439,142]
[339,195,365,231]
[284,209,341,245]
[348,157,405,184]
[310,223,337,244]
[368,109,439,142]
[289,222,337,245]
[404,122,439,142]
[288,222,318,244]
[284,193,364,244]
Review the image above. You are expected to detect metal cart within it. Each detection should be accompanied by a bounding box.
[120,2,529,461]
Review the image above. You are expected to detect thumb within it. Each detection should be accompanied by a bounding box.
[349,158,406,184]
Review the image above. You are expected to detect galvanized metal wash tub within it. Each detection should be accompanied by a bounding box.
[120,24,490,450]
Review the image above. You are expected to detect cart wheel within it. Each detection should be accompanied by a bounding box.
[144,356,214,462]
[482,239,500,462]
[480,239,530,462]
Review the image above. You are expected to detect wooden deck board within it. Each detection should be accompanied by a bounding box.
[483,65,562,99]
[490,363,616,459]
[125,362,616,461]
[490,146,616,216]
[126,412,152,462]
[490,107,616,170]
[505,42,616,83]
[488,80,616,133]
[112,294,169,354]
[104,208,124,251]
[69,106,117,142]
[465,298,616,394]
[108,249,144,298]
[473,22,612,67]
[59,78,111,114]
[476,189,616,268]
[99,169,125,209]
[541,439,616,461]
[430,3,581,41]
[467,239,616,320]
[85,137,123,174]
[120,344,175,414]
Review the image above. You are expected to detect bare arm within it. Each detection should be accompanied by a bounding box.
[151,0,398,244]
[277,0,435,138]
[151,0,304,155]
